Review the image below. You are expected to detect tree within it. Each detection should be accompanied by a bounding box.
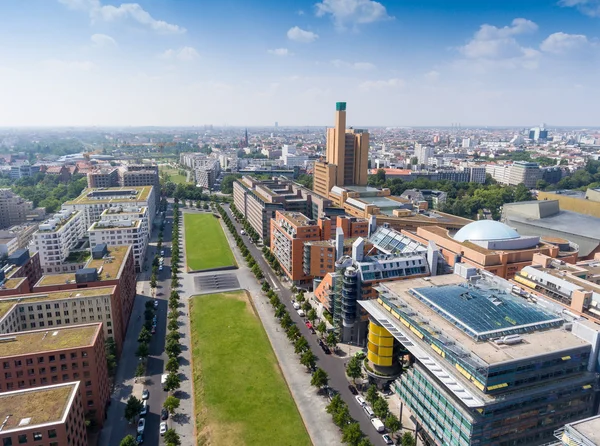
[163,429,181,446]
[164,372,181,392]
[166,339,182,357]
[165,357,180,374]
[346,355,363,384]
[163,395,180,414]
[286,324,300,341]
[138,326,151,344]
[302,301,311,313]
[124,396,143,423]
[135,342,149,359]
[300,350,317,370]
[168,319,179,332]
[333,404,352,428]
[150,276,157,289]
[401,432,416,446]
[366,385,379,406]
[316,321,327,337]
[326,331,338,351]
[135,363,145,379]
[326,393,345,415]
[373,397,389,419]
[166,330,181,343]
[261,281,270,292]
[280,313,293,330]
[341,422,364,446]
[307,308,317,324]
[310,367,328,390]
[357,439,373,446]
[274,303,286,318]
[294,336,309,354]
[384,413,402,437]
[119,435,138,446]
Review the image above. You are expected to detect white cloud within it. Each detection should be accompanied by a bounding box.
[359,78,404,91]
[58,0,185,34]
[331,59,375,70]
[458,18,540,69]
[540,32,589,53]
[160,47,199,61]
[268,48,291,56]
[287,26,319,43]
[90,33,117,47]
[558,0,600,17]
[424,70,440,81]
[315,0,393,29]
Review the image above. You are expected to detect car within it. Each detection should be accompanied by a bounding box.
[136,433,144,444]
[159,265,163,271]
[293,302,301,310]
[161,408,169,420]
[159,422,167,436]
[153,300,158,308]
[382,434,394,445]
[318,340,331,354]
[151,326,156,334]
[161,250,165,256]
[348,385,358,395]
[161,373,169,390]
[297,309,305,317]
[139,402,148,417]
[141,389,149,400]
[137,418,145,434]
[355,395,366,407]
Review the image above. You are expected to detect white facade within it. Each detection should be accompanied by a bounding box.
[88,217,147,271]
[414,144,434,166]
[31,210,85,271]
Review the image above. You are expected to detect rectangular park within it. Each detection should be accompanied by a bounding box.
[184,213,236,271]
[190,291,311,446]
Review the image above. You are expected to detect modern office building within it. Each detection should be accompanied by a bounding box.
[195,159,221,190]
[0,286,127,356]
[119,164,160,206]
[313,102,369,198]
[10,164,40,180]
[0,382,87,446]
[502,199,600,258]
[0,189,38,229]
[62,186,156,230]
[486,161,541,188]
[0,323,109,426]
[360,270,597,446]
[31,210,85,274]
[86,168,119,188]
[88,207,149,271]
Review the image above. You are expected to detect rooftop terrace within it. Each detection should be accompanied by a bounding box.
[64,186,152,205]
[0,383,77,433]
[0,323,100,357]
[280,211,314,227]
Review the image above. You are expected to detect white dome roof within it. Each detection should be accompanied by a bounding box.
[454,220,520,243]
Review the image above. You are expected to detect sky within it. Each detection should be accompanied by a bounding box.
[0,0,599,127]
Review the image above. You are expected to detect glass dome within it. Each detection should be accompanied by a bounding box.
[453,220,520,243]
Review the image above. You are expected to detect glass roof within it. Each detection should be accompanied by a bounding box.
[370,226,427,255]
[410,284,563,341]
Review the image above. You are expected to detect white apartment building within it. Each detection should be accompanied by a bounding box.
[31,210,85,273]
[62,186,156,230]
[414,144,434,166]
[0,189,37,229]
[195,159,221,189]
[88,217,147,271]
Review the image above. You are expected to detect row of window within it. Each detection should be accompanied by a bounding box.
[4,353,88,368]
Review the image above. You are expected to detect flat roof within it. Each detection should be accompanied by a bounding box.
[3,277,26,290]
[36,246,129,286]
[566,415,600,443]
[90,219,142,230]
[380,276,588,365]
[279,211,314,227]
[506,210,600,240]
[0,324,100,357]
[64,186,153,205]
[0,382,77,433]
[0,300,17,321]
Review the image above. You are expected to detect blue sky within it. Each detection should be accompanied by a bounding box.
[0,0,599,126]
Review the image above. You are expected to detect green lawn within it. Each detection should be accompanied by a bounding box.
[159,166,189,184]
[184,213,236,270]
[190,292,311,446]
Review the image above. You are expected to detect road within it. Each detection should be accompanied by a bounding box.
[99,206,174,446]
[221,203,385,446]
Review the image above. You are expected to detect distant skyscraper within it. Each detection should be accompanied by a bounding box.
[275,121,279,128]
[245,128,249,147]
[313,102,369,198]
[414,143,433,166]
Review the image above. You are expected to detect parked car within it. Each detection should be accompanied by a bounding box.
[348,385,358,395]
[161,373,168,391]
[139,401,148,417]
[297,309,305,317]
[371,417,385,433]
[151,326,156,335]
[153,300,158,308]
[355,395,366,407]
[318,339,331,354]
[159,265,163,271]
[382,434,394,445]
[141,389,149,400]
[161,250,165,256]
[136,433,144,444]
[159,422,167,436]
[161,408,169,420]
[137,418,145,434]
[293,302,301,310]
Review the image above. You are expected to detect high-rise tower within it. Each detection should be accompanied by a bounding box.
[313,102,369,198]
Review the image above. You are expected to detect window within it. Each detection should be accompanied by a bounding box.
[41,377,47,384]
[2,362,8,369]
[82,352,88,358]
[4,372,11,379]
[62,374,69,380]
[59,354,66,361]
[3,438,13,446]
[14,360,21,367]
[50,366,57,373]
[25,358,32,365]
[85,380,92,387]
[32,432,42,441]
[49,355,55,362]
[18,435,28,444]
[46,312,52,318]
[48,429,57,438]
[37,357,44,364]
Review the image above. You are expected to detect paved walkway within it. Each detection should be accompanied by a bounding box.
[179,207,342,446]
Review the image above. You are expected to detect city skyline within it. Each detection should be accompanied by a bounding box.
[1,0,599,127]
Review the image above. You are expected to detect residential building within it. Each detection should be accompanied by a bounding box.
[399,189,447,210]
[0,323,109,426]
[44,165,72,182]
[414,143,434,165]
[0,382,87,446]
[406,219,578,279]
[0,223,39,256]
[86,168,119,188]
[303,237,373,279]
[0,249,43,293]
[62,186,156,230]
[31,210,85,274]
[10,164,40,180]
[88,208,148,271]
[487,161,541,188]
[31,245,136,355]
[0,286,125,356]
[119,164,160,206]
[313,102,369,197]
[195,158,221,190]
[360,271,597,446]
[538,188,600,218]
[502,199,600,258]
[0,189,39,229]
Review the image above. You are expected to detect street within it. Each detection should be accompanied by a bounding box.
[221,203,386,446]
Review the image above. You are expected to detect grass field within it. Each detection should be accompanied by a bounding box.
[159,165,189,184]
[190,292,311,446]
[184,213,236,271]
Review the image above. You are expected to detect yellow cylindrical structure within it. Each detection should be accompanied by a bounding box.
[367,320,394,367]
